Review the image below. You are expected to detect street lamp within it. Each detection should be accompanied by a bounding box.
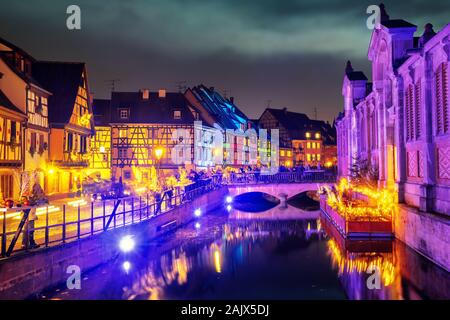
[154,147,164,161]
[154,147,165,187]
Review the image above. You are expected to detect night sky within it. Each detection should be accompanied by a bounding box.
[1,0,449,122]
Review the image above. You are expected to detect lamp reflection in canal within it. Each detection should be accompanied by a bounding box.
[122,222,274,300]
[211,243,222,273]
[327,238,398,291]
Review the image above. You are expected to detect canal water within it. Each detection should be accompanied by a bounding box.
[35,200,450,300]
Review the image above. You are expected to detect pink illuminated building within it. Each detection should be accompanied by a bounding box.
[336,5,450,216]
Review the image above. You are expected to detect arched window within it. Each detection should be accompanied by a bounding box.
[435,62,449,135]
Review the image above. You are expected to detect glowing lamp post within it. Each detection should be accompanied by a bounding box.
[154,147,164,182]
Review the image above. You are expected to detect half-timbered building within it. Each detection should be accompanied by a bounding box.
[0,37,50,199]
[32,62,94,196]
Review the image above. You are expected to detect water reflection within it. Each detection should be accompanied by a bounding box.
[37,206,450,300]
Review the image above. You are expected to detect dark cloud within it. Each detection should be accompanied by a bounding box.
[0,0,448,121]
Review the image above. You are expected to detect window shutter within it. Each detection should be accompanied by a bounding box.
[405,86,412,141]
[414,81,421,139]
[442,62,449,133]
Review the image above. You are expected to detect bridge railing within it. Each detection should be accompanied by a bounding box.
[224,170,337,185]
[0,178,220,258]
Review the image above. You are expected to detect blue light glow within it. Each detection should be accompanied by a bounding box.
[119,235,135,253]
[122,261,131,272]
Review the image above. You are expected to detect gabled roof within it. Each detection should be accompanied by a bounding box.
[262,108,336,145]
[382,19,417,29]
[32,61,86,126]
[107,91,197,124]
[0,36,36,61]
[346,71,368,81]
[188,85,250,130]
[92,99,111,126]
[0,53,46,91]
[0,89,26,116]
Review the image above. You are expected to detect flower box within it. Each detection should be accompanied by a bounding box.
[320,194,393,239]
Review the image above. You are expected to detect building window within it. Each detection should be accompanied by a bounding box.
[287,150,292,157]
[119,129,127,138]
[414,80,422,139]
[406,84,414,141]
[307,142,311,149]
[305,132,311,138]
[435,62,449,135]
[10,121,17,143]
[119,109,129,119]
[307,154,311,161]
[0,174,14,199]
[66,132,73,152]
[118,148,127,159]
[312,142,316,149]
[173,110,181,120]
[280,150,285,157]
[30,132,37,153]
[317,154,321,161]
[317,142,321,149]
[39,134,44,153]
[315,132,320,139]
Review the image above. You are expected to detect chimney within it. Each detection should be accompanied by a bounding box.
[209,87,215,92]
[140,89,149,100]
[282,107,287,114]
[379,3,389,23]
[419,23,436,48]
[158,88,166,98]
[229,96,234,104]
[345,60,353,75]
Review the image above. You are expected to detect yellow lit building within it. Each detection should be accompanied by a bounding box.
[33,62,94,196]
[90,99,111,180]
[0,37,50,199]
[258,108,337,168]
[93,90,207,183]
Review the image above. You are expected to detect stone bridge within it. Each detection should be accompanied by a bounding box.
[227,183,326,199]
[226,183,330,221]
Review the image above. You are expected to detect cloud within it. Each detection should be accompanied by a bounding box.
[0,0,449,122]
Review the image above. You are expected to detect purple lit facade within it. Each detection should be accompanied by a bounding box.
[337,8,450,216]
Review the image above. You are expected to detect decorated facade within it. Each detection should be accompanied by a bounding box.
[0,37,50,200]
[336,5,450,215]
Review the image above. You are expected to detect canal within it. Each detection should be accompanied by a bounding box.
[34,196,450,300]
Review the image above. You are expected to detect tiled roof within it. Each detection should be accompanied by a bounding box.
[346,71,368,81]
[32,61,85,126]
[263,108,336,145]
[382,19,416,29]
[107,91,196,124]
[0,89,26,116]
[188,85,250,130]
[92,99,111,126]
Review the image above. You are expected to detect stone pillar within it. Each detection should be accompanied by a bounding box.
[394,75,407,202]
[420,53,437,212]
[375,87,387,186]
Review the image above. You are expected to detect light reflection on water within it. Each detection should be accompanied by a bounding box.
[38,206,450,300]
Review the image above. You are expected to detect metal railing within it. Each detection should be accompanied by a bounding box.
[0,176,221,258]
[224,170,337,185]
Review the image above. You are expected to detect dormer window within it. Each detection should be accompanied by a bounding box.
[173,110,181,120]
[119,108,129,119]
